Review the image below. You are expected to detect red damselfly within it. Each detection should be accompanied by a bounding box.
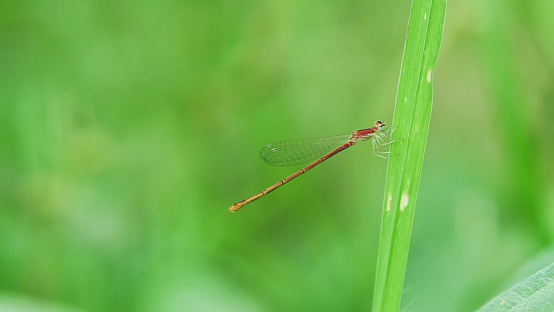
[229,120,392,212]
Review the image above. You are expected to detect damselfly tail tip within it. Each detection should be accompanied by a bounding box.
[229,201,244,213]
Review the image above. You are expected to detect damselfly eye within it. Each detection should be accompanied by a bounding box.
[375,120,387,131]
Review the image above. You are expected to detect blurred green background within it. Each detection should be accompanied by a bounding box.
[2,0,554,311]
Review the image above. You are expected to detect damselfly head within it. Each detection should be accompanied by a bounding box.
[375,120,387,132]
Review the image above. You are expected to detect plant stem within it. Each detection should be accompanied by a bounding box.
[372,0,447,311]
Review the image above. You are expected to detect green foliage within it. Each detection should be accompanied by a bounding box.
[477,263,554,311]
[0,0,553,311]
[372,0,446,310]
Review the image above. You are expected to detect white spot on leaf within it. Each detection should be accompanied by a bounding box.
[400,193,409,211]
[387,195,392,213]
[426,69,432,82]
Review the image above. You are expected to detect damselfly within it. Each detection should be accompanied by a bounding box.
[229,120,392,212]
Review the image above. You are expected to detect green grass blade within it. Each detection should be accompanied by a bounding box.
[372,0,446,311]
[477,263,554,311]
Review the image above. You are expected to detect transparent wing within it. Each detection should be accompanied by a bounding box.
[260,134,351,167]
